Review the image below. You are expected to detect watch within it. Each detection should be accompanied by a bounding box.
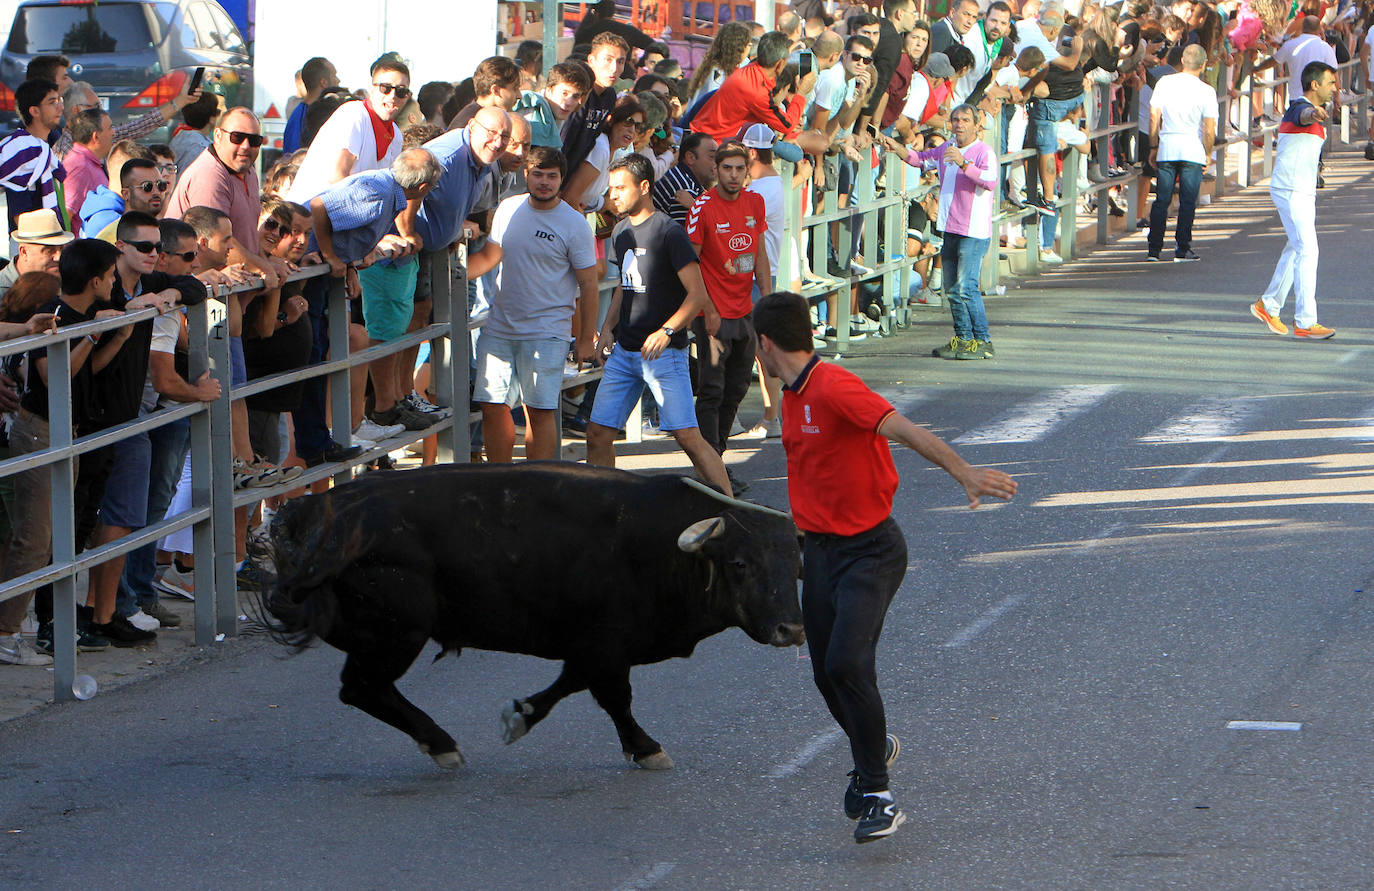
[662,325,675,336]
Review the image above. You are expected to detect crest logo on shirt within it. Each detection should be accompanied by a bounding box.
[745,216,756,228]
[729,233,753,252]
[804,404,811,424]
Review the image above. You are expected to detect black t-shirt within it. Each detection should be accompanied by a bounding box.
[243,314,312,413]
[87,271,206,431]
[574,17,654,51]
[20,298,99,428]
[562,84,618,177]
[610,211,698,352]
[1044,59,1085,101]
[865,18,904,117]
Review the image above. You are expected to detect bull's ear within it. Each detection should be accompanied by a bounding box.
[678,516,726,553]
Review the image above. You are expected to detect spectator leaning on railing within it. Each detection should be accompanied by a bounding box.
[690,31,815,143]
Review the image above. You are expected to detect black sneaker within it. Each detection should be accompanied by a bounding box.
[304,442,365,467]
[237,561,267,592]
[1173,248,1201,262]
[1146,251,1162,261]
[89,613,156,647]
[854,795,906,843]
[76,627,110,652]
[35,622,53,656]
[844,734,902,819]
[374,403,434,432]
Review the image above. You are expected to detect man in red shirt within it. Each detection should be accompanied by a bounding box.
[685,143,770,484]
[690,31,813,143]
[752,290,1017,844]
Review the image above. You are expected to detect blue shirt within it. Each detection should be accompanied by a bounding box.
[281,101,308,154]
[413,128,491,251]
[315,169,406,265]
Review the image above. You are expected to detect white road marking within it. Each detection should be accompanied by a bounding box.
[1139,396,1258,443]
[766,728,845,779]
[942,592,1032,648]
[954,385,1118,445]
[1337,348,1366,366]
[615,862,677,891]
[1226,721,1303,731]
[1165,444,1232,488]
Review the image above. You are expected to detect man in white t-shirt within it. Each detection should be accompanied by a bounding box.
[465,146,598,462]
[287,56,410,205]
[1146,45,1216,262]
[1257,17,1337,107]
[806,33,875,140]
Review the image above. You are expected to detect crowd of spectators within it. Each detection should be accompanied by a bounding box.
[1,0,1372,666]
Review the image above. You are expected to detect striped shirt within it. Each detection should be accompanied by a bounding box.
[0,129,66,232]
[651,162,702,229]
[905,139,999,240]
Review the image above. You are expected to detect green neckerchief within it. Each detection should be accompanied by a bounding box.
[979,21,1004,63]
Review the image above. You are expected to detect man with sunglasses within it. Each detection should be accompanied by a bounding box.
[287,55,411,207]
[83,158,168,241]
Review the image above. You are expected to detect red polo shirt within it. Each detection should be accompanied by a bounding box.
[782,356,899,535]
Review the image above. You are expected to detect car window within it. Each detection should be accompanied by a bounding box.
[6,3,154,55]
[187,3,217,47]
[206,3,246,54]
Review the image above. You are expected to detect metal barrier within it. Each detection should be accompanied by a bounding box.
[0,251,468,703]
[773,60,1371,334]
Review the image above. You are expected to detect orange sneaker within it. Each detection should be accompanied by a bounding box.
[1250,300,1287,335]
[1294,323,1336,340]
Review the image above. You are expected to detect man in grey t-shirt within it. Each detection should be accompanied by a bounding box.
[466,146,598,462]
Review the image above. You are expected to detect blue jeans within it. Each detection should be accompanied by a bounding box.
[117,416,191,614]
[940,233,991,341]
[1148,160,1203,254]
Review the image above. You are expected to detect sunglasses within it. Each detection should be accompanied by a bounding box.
[133,180,169,193]
[850,52,874,65]
[373,82,412,100]
[123,240,161,255]
[222,129,265,147]
[170,249,198,262]
[629,119,650,132]
[261,217,284,233]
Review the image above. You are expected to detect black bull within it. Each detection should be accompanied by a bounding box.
[263,463,806,770]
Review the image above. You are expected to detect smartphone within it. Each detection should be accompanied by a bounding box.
[865,123,879,140]
[798,51,813,78]
[188,66,205,93]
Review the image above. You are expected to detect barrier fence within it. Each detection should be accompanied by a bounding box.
[3,57,1368,702]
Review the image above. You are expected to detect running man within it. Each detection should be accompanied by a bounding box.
[586,153,733,496]
[752,290,1018,843]
[1250,60,1337,340]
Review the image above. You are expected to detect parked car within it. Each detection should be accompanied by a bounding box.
[0,0,251,136]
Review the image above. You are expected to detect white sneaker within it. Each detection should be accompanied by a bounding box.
[0,632,52,666]
[739,417,782,439]
[1040,249,1064,265]
[126,609,161,632]
[355,418,403,442]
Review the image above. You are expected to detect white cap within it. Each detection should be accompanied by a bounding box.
[739,122,776,149]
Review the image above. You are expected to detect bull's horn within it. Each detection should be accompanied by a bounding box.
[680,476,793,521]
[678,516,726,553]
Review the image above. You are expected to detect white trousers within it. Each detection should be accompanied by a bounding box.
[1260,189,1319,328]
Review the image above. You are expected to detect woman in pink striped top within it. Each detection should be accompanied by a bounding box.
[884,105,999,359]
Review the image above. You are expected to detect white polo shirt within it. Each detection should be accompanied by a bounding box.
[1149,72,1218,164]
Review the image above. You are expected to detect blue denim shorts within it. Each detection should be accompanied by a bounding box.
[98,429,151,528]
[473,332,569,410]
[589,344,697,432]
[1029,95,1084,155]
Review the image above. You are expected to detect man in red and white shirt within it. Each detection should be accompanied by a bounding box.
[752,290,1017,844]
[685,142,770,471]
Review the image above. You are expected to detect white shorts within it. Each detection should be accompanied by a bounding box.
[473,332,569,410]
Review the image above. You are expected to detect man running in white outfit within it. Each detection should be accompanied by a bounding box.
[1250,60,1338,340]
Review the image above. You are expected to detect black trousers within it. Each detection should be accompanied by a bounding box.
[802,516,908,793]
[691,314,756,454]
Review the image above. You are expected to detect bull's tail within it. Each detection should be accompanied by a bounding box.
[258,496,366,653]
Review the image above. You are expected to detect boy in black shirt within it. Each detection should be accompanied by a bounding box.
[585,153,732,496]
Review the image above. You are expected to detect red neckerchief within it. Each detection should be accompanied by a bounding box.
[171,124,198,138]
[363,100,393,160]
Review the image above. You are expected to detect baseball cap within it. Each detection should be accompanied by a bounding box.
[924,53,955,79]
[739,122,776,149]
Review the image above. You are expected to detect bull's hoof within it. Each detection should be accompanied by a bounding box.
[418,742,466,769]
[630,749,674,770]
[501,699,532,745]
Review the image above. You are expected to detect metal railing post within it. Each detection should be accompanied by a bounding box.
[48,338,76,702]
[326,278,354,487]
[1095,83,1110,244]
[187,299,218,646]
[1239,73,1253,188]
[1061,147,1080,262]
[207,306,236,637]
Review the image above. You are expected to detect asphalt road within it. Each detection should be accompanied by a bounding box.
[2,150,1372,889]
